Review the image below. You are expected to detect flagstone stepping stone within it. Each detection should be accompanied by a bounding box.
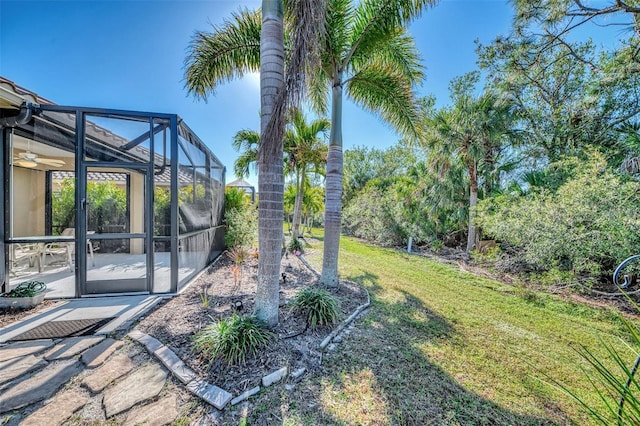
[82,353,134,393]
[103,362,167,418]
[0,354,47,385]
[20,388,89,426]
[0,359,82,413]
[0,339,54,362]
[81,338,123,368]
[124,394,179,426]
[44,336,104,361]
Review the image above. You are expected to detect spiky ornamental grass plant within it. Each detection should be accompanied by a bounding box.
[546,293,640,425]
[193,314,275,365]
[290,287,339,328]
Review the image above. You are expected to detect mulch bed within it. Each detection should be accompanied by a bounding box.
[0,300,61,330]
[134,251,368,396]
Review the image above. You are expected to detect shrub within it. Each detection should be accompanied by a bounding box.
[290,287,339,327]
[193,314,274,365]
[477,152,640,282]
[342,176,441,248]
[224,205,257,249]
[342,186,403,246]
[287,237,303,254]
[225,187,251,212]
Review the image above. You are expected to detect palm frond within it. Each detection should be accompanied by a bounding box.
[347,64,422,141]
[234,149,259,178]
[184,8,261,100]
[324,0,354,68]
[308,67,331,115]
[346,0,436,67]
[351,26,424,85]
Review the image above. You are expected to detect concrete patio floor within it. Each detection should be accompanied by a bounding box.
[0,295,165,343]
[9,252,200,298]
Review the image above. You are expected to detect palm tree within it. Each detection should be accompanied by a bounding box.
[425,76,515,252]
[185,0,326,326]
[301,185,325,234]
[232,109,329,241]
[284,108,329,240]
[284,176,326,235]
[308,0,435,286]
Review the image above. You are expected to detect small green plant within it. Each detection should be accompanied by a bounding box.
[227,247,249,292]
[199,284,211,308]
[429,239,444,253]
[193,313,274,365]
[288,237,304,254]
[290,287,339,327]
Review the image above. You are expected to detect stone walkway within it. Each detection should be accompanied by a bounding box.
[0,329,298,425]
[0,334,202,425]
[0,267,369,425]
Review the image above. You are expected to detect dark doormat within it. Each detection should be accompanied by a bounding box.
[9,317,115,341]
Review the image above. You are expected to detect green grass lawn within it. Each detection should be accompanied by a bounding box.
[245,233,637,425]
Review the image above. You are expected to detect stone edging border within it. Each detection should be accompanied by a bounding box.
[127,331,301,410]
[297,254,372,351]
[126,253,371,411]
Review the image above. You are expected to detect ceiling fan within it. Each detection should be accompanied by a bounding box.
[13,151,65,168]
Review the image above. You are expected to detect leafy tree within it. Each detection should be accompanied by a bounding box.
[52,177,76,233]
[53,178,127,235]
[309,0,434,286]
[477,151,640,282]
[511,0,640,71]
[184,0,326,326]
[478,33,640,166]
[343,142,418,205]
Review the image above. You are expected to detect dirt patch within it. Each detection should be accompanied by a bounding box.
[134,251,367,396]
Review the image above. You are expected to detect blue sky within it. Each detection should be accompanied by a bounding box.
[1,0,515,186]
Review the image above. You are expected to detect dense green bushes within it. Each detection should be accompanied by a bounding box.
[342,178,433,247]
[477,154,640,282]
[224,188,257,249]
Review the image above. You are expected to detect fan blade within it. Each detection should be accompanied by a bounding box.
[18,152,36,160]
[35,158,65,167]
[14,159,38,168]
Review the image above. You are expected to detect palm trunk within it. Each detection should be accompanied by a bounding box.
[321,77,343,287]
[466,162,478,253]
[292,169,304,239]
[255,0,284,327]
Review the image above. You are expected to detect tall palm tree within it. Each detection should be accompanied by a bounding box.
[284,108,329,240]
[425,79,515,252]
[308,0,435,286]
[185,0,325,326]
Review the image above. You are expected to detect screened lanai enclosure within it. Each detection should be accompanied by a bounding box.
[0,78,225,298]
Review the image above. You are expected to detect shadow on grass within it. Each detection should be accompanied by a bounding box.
[238,272,570,425]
